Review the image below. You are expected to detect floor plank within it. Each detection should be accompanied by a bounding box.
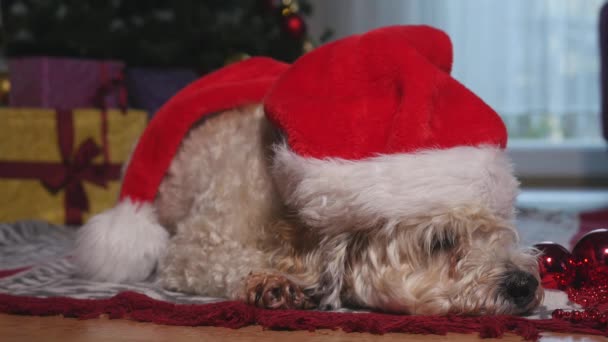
[0,314,605,342]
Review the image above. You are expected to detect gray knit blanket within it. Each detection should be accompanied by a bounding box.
[0,211,581,318]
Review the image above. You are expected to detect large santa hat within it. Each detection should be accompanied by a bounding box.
[74,57,289,282]
[264,25,518,232]
[75,25,519,283]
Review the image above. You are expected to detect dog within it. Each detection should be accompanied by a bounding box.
[74,26,544,316]
[155,104,543,315]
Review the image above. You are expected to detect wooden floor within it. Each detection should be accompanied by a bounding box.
[0,314,604,342]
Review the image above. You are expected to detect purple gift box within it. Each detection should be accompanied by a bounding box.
[9,57,126,109]
[126,67,198,118]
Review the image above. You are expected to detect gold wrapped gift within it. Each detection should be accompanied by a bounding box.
[0,108,147,225]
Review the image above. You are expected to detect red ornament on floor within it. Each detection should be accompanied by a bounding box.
[572,229,608,284]
[534,242,574,289]
[572,229,608,264]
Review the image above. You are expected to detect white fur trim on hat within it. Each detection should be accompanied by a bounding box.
[271,144,519,234]
[73,199,168,283]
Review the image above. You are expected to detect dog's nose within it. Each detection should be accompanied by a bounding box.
[503,271,538,307]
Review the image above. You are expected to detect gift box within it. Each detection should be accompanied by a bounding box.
[8,57,126,109]
[0,108,147,225]
[126,67,197,117]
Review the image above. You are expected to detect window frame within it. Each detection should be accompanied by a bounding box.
[508,141,608,187]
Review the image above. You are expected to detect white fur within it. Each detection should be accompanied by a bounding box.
[272,144,519,234]
[157,105,281,298]
[73,199,169,283]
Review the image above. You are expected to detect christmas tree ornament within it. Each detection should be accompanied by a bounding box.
[534,242,573,289]
[302,39,314,53]
[283,13,306,40]
[288,2,300,14]
[279,0,300,15]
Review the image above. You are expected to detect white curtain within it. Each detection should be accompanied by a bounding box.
[308,0,604,142]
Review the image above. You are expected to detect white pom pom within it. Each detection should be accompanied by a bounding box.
[73,199,169,283]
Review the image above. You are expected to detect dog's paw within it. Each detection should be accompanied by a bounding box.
[244,273,315,310]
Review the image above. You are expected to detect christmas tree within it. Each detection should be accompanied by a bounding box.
[1,0,331,73]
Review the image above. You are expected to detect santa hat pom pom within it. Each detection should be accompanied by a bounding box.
[73,199,168,283]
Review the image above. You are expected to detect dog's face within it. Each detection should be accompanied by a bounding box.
[444,225,543,315]
[270,144,542,315]
[343,208,544,315]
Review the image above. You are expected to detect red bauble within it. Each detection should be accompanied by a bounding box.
[572,229,608,285]
[572,229,608,267]
[283,14,306,40]
[534,242,574,290]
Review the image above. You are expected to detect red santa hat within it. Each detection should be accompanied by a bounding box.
[75,25,519,283]
[74,57,289,282]
[264,25,518,232]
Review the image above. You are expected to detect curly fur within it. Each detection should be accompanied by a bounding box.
[151,104,542,315]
